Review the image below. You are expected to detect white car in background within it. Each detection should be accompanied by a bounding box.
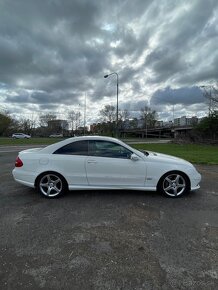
[49,134,63,138]
[12,136,201,199]
[12,133,31,139]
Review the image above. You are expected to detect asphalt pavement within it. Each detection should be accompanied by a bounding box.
[0,150,218,290]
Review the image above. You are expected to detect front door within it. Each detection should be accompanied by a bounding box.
[86,140,146,187]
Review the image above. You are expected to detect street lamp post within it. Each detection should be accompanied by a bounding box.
[104,72,119,137]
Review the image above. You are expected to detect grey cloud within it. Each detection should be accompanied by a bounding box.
[145,48,187,83]
[0,0,101,36]
[120,100,149,112]
[150,86,205,106]
[4,89,81,107]
[113,27,149,61]
[144,0,218,85]
[0,0,105,85]
[120,67,137,84]
[176,53,218,85]
[161,0,216,47]
[131,81,142,93]
[0,0,217,121]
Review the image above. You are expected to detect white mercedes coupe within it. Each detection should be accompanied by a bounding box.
[12,136,201,198]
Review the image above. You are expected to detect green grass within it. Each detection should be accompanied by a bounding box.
[0,137,217,165]
[132,143,218,165]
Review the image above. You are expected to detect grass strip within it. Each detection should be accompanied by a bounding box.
[132,143,218,165]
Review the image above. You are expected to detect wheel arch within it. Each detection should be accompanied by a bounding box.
[157,170,191,191]
[35,170,69,189]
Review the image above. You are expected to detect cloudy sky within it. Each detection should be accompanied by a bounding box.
[0,0,218,124]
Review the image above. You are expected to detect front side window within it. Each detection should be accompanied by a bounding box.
[54,140,88,155]
[89,140,132,159]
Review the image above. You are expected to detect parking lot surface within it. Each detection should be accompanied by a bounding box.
[0,150,218,290]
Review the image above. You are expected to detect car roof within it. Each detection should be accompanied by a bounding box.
[40,135,134,154]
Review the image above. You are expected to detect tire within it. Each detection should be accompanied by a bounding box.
[157,171,190,198]
[36,172,67,198]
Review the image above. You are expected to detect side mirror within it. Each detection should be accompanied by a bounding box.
[131,153,140,161]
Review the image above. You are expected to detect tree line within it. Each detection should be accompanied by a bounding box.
[0,105,157,137]
[0,106,217,141]
[0,110,81,137]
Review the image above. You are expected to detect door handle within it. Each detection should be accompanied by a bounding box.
[87,160,97,164]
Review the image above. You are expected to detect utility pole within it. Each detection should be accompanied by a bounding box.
[104,72,119,137]
[83,93,86,136]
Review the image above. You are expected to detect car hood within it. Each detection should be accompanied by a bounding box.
[144,151,192,166]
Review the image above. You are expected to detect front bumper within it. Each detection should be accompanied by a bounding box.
[190,172,201,191]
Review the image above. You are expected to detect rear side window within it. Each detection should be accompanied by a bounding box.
[53,141,88,155]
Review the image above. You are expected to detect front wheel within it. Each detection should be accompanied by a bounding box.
[157,171,190,198]
[36,173,67,198]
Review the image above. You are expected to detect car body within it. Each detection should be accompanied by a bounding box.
[12,136,201,198]
[12,133,31,139]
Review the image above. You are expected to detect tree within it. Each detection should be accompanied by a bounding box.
[99,105,116,123]
[98,105,118,136]
[18,117,37,135]
[0,111,14,136]
[118,109,130,129]
[200,85,218,114]
[196,112,218,140]
[39,113,57,127]
[129,118,138,129]
[68,110,82,132]
[119,109,130,121]
[140,106,157,128]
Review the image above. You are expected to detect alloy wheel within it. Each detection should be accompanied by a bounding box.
[39,174,63,197]
[162,173,186,197]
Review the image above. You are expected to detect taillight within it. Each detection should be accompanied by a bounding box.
[15,156,23,167]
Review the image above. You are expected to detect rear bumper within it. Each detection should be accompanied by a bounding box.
[12,169,35,188]
[13,178,35,188]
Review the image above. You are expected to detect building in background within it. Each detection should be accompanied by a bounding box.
[174,116,198,127]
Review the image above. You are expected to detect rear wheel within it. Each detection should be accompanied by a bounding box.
[158,171,190,198]
[37,173,67,198]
